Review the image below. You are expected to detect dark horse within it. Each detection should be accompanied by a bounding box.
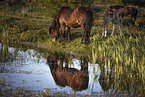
[47,51,89,91]
[48,6,93,44]
[109,5,138,20]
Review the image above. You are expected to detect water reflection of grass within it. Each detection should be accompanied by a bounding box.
[91,32,145,96]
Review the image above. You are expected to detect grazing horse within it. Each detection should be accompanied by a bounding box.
[47,51,89,91]
[48,6,93,44]
[109,5,138,20]
[102,9,122,37]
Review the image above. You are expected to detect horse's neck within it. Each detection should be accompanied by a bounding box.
[50,20,60,32]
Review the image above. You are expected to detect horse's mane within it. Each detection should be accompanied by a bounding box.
[51,6,71,28]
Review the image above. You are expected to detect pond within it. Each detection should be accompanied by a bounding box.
[0,43,102,95]
[0,43,144,96]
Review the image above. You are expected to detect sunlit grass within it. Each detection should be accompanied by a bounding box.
[1,25,9,44]
[91,29,145,96]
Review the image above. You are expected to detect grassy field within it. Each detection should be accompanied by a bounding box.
[0,2,145,96]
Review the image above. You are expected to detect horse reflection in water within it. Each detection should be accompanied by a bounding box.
[99,64,114,91]
[47,51,89,91]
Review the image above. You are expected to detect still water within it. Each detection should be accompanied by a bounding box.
[0,43,102,95]
[0,43,144,96]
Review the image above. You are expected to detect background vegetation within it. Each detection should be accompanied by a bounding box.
[33,0,95,17]
[0,0,145,96]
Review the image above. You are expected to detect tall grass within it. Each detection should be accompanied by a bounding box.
[0,14,49,43]
[1,25,9,45]
[91,28,145,96]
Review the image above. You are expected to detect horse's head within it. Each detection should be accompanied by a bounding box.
[52,29,60,42]
[48,26,60,42]
[108,9,115,21]
[47,50,58,63]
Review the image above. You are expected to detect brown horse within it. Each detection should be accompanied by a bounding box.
[47,51,89,91]
[109,5,138,20]
[48,6,93,44]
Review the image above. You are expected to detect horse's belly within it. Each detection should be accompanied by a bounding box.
[67,23,81,28]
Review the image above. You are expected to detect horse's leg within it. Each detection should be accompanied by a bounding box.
[131,14,134,20]
[61,24,65,42]
[80,25,85,42]
[134,16,137,21]
[102,22,105,37]
[81,22,91,43]
[103,21,109,37]
[67,27,70,42]
[111,21,116,35]
[84,27,90,43]
[104,27,108,37]
[85,30,90,43]
[116,20,122,36]
[134,12,138,21]
[85,24,91,43]
[81,25,89,43]
[131,15,136,21]
[65,58,68,68]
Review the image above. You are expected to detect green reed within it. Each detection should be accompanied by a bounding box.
[1,25,9,44]
[91,29,145,96]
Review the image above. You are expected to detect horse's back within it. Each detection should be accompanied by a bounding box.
[119,7,129,15]
[59,7,74,18]
[59,6,93,26]
[77,7,93,16]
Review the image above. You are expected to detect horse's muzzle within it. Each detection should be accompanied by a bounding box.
[52,37,56,42]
